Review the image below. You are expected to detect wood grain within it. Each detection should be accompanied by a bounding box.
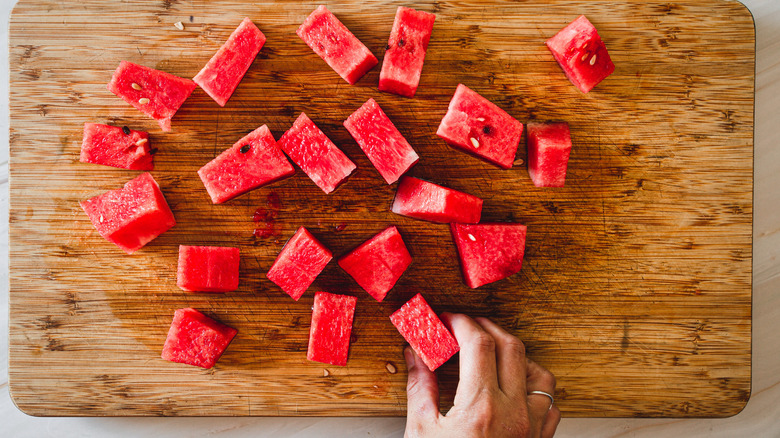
[8,0,754,417]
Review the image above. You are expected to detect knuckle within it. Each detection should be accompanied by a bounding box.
[505,337,526,356]
[539,369,556,390]
[471,331,496,352]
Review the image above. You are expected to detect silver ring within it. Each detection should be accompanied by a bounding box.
[528,390,554,409]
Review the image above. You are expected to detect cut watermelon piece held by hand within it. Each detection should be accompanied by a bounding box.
[546,15,615,93]
[107,61,196,132]
[390,293,459,372]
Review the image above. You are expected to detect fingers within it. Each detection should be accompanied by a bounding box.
[404,346,441,428]
[439,313,498,402]
[473,316,528,396]
[541,405,562,438]
[525,357,557,425]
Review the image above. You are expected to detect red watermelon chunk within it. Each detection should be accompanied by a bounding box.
[378,7,436,97]
[527,122,572,187]
[80,172,176,254]
[307,291,357,366]
[546,15,615,93]
[177,245,240,293]
[343,98,419,184]
[338,226,411,302]
[450,223,527,289]
[161,308,237,369]
[107,61,196,132]
[278,113,356,194]
[391,176,482,224]
[193,17,266,107]
[297,5,378,85]
[198,125,295,204]
[389,293,459,372]
[267,227,333,301]
[80,122,154,171]
[436,84,523,169]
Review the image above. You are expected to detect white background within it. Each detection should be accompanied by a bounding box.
[3,0,779,436]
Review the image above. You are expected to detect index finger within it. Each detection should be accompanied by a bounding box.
[440,313,498,403]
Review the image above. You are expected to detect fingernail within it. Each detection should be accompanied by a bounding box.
[404,346,414,368]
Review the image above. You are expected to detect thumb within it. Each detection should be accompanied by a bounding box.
[404,346,440,427]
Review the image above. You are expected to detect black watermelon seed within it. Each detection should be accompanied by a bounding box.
[483,125,491,135]
[240,144,251,153]
[122,126,131,135]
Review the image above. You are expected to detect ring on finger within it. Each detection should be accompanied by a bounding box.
[528,390,554,410]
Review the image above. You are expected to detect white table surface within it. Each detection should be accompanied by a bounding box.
[3,0,779,436]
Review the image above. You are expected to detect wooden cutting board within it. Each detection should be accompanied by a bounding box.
[8,0,754,417]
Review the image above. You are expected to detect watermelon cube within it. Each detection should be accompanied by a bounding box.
[546,15,615,93]
[107,61,196,132]
[267,227,333,301]
[391,176,482,224]
[343,98,419,184]
[378,7,436,97]
[297,5,378,85]
[527,122,572,187]
[193,17,266,107]
[177,245,240,293]
[80,172,176,254]
[338,226,411,302]
[278,113,356,194]
[389,293,459,372]
[436,84,523,169]
[80,122,154,171]
[198,125,295,204]
[161,308,237,369]
[307,291,357,366]
[450,223,527,288]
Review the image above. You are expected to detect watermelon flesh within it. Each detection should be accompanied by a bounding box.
[436,84,523,169]
[297,5,378,85]
[378,7,436,97]
[389,293,459,372]
[80,172,176,254]
[267,227,333,301]
[193,17,266,107]
[527,122,572,187]
[546,15,615,93]
[107,61,196,132]
[450,223,527,288]
[338,226,412,302]
[343,98,419,184]
[80,122,153,171]
[278,113,356,194]
[307,291,357,366]
[198,125,295,204]
[161,308,237,369]
[391,176,482,224]
[177,245,240,293]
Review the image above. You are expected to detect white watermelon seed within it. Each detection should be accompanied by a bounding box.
[385,362,397,374]
[581,53,588,61]
[590,54,597,65]
[174,21,184,30]
[131,82,142,91]
[323,369,330,377]
[470,137,480,148]
[476,117,485,122]
[99,215,104,223]
[468,233,476,241]
[138,98,150,105]
[135,138,148,146]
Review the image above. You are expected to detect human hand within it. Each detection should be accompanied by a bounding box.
[403,313,560,438]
